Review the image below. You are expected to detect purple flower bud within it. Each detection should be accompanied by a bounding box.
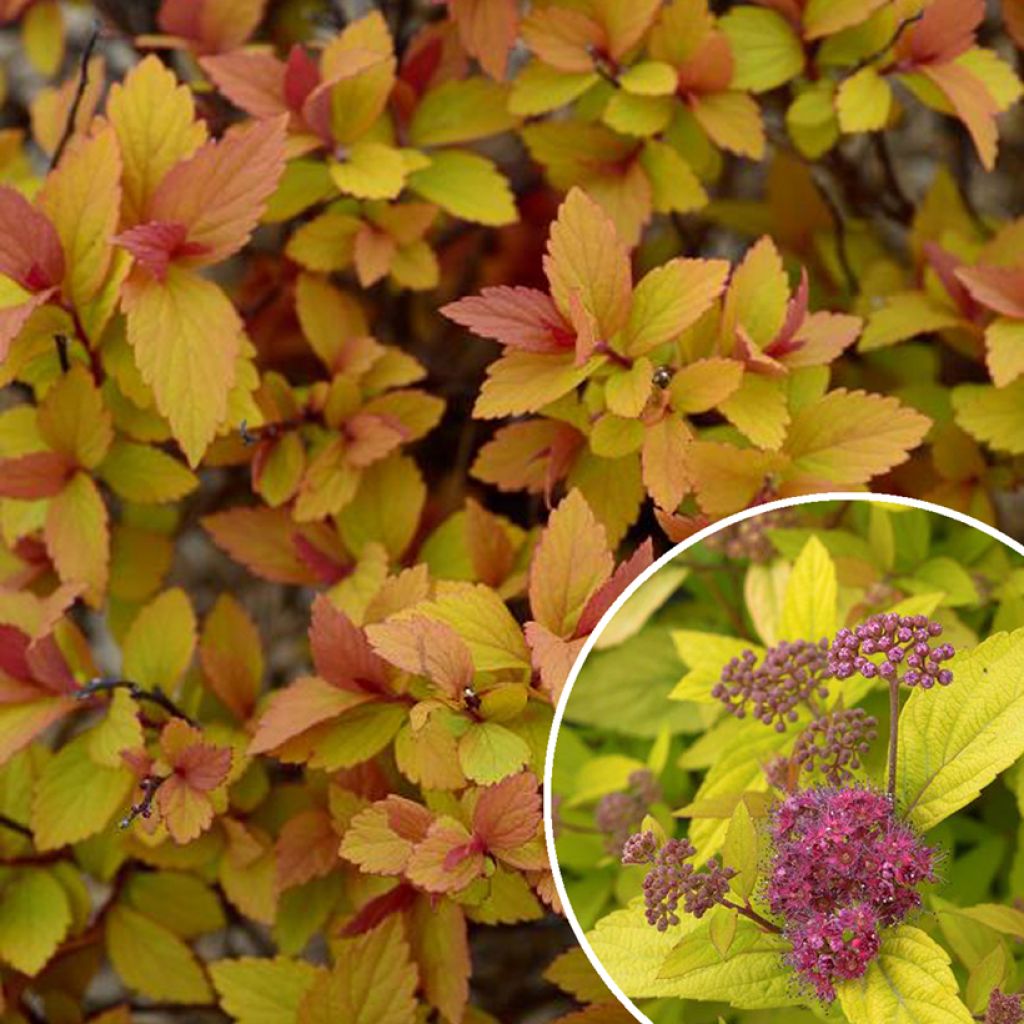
[792,709,878,786]
[827,614,955,689]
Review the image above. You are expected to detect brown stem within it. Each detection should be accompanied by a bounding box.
[721,898,783,935]
[77,677,196,726]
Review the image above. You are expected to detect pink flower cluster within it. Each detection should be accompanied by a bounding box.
[622,834,736,931]
[595,769,662,855]
[828,614,955,688]
[987,989,1024,1024]
[767,787,937,1000]
[713,639,832,732]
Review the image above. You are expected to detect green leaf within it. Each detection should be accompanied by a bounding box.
[897,626,1024,830]
[778,536,837,643]
[210,956,321,1024]
[567,754,648,806]
[722,800,759,900]
[306,703,407,772]
[0,869,72,974]
[719,8,804,93]
[669,631,765,703]
[407,150,516,226]
[31,733,134,851]
[586,903,699,998]
[836,925,973,1024]
[122,588,197,690]
[657,916,795,1007]
[458,721,531,784]
[107,904,213,1004]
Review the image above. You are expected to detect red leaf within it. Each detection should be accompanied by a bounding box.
[0,186,64,291]
[442,286,572,352]
[0,452,73,499]
[309,595,390,694]
[339,884,417,937]
[575,537,655,637]
[112,221,208,281]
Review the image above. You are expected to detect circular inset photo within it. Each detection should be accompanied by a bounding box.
[546,495,1024,1024]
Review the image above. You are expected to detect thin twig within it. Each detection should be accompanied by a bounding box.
[54,334,70,373]
[851,13,923,73]
[872,134,915,223]
[77,677,196,726]
[51,20,102,169]
[120,775,167,830]
[0,814,33,840]
[721,898,783,935]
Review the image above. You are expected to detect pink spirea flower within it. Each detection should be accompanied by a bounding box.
[987,989,1024,1024]
[768,786,936,999]
[788,904,881,1001]
[828,613,955,688]
[713,639,832,732]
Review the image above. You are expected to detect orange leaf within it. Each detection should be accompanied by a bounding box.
[405,817,485,893]
[544,187,632,339]
[309,594,389,694]
[921,62,999,169]
[340,795,434,876]
[37,366,113,470]
[275,809,339,891]
[528,489,613,638]
[44,472,108,605]
[473,771,541,853]
[0,451,72,499]
[450,0,518,79]
[366,615,474,699]
[441,285,571,353]
[199,594,263,720]
[200,51,289,120]
[641,414,693,512]
[146,116,288,266]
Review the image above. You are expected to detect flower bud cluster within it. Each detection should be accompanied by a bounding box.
[767,786,937,1000]
[828,614,955,688]
[987,989,1024,1024]
[713,639,831,732]
[621,833,736,931]
[703,509,795,563]
[594,770,662,856]
[792,708,878,786]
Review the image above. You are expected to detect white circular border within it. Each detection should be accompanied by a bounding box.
[543,491,1024,1023]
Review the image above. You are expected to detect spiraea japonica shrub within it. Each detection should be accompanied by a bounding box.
[0,0,1023,1020]
[556,500,1024,1022]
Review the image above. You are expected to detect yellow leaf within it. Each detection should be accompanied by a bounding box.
[37,365,112,469]
[783,389,930,486]
[953,380,1024,454]
[720,374,789,450]
[722,236,789,348]
[107,904,213,1004]
[509,63,599,116]
[669,358,744,414]
[330,142,406,200]
[45,471,108,605]
[837,66,893,132]
[693,91,765,158]
[88,689,144,768]
[31,734,134,850]
[626,258,729,356]
[898,626,1024,831]
[603,91,675,136]
[641,414,692,511]
[98,440,198,503]
[605,358,653,418]
[293,272,368,368]
[722,800,759,900]
[285,212,360,272]
[619,61,679,96]
[211,957,321,1024]
[837,926,973,1024]
[639,139,708,214]
[475,352,600,418]
[38,124,121,312]
[123,266,242,467]
[860,292,961,351]
[410,78,517,146]
[804,0,888,40]
[786,81,840,158]
[108,56,207,225]
[719,8,804,92]
[985,317,1024,387]
[22,0,64,77]
[122,588,197,691]
[407,149,516,226]
[778,535,837,643]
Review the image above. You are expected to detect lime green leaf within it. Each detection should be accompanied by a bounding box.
[897,626,1024,831]
[670,632,765,703]
[778,536,837,643]
[836,925,973,1024]
[719,8,804,92]
[619,61,678,96]
[107,904,213,1004]
[458,721,531,784]
[407,150,516,226]
[0,869,71,974]
[722,800,760,900]
[409,79,517,146]
[953,380,1024,455]
[657,916,795,1007]
[31,733,134,850]
[122,588,197,690]
[837,66,893,132]
[210,956,321,1024]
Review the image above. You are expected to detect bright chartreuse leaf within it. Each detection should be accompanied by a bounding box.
[0,869,72,975]
[656,915,795,1008]
[210,956,321,1024]
[836,925,973,1024]
[778,535,837,643]
[669,631,765,704]
[897,626,1024,831]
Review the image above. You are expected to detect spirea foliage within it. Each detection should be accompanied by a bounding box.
[0,0,1024,1020]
